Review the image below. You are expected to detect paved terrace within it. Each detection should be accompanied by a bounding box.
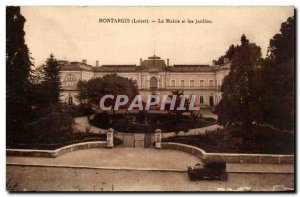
[7,148,294,173]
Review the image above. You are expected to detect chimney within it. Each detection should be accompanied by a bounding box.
[212,60,217,65]
[96,60,99,67]
[82,59,87,65]
[224,58,229,64]
[167,58,169,66]
[140,58,142,65]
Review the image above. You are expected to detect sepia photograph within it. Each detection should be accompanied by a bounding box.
[6,6,295,192]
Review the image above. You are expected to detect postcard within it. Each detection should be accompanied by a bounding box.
[6,6,295,192]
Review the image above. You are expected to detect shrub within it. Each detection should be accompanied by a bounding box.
[66,103,94,117]
[37,104,73,135]
[162,125,294,154]
[90,112,112,129]
[7,103,104,149]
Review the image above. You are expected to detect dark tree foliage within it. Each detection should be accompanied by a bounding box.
[6,6,33,139]
[217,35,262,133]
[267,16,295,63]
[215,44,236,65]
[42,54,62,105]
[36,104,73,137]
[32,54,62,107]
[261,16,295,130]
[76,74,139,105]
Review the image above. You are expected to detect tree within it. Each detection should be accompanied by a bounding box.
[76,74,139,106]
[217,35,262,134]
[261,16,295,130]
[30,65,48,108]
[215,44,237,65]
[267,16,295,63]
[76,80,89,104]
[31,64,45,84]
[6,6,33,140]
[40,54,61,106]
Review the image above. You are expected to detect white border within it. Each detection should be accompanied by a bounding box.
[1,0,298,196]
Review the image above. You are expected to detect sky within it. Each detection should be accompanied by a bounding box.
[21,6,294,67]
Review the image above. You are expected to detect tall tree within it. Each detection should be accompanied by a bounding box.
[217,35,262,133]
[6,6,33,139]
[215,44,237,65]
[42,54,62,106]
[267,16,295,63]
[261,16,295,130]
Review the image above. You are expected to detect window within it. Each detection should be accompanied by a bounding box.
[209,80,214,87]
[181,80,185,87]
[65,74,76,86]
[150,77,158,88]
[170,80,175,87]
[200,80,204,87]
[215,80,217,86]
[190,80,194,87]
[66,81,74,86]
[200,96,204,104]
[66,75,76,81]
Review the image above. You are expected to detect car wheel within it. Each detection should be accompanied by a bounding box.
[219,173,228,181]
[189,172,197,181]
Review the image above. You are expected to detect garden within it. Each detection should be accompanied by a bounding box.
[162,124,294,154]
[6,103,106,150]
[89,111,216,133]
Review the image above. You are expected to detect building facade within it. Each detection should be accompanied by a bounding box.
[60,55,230,107]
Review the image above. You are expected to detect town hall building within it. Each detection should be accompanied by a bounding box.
[60,55,230,108]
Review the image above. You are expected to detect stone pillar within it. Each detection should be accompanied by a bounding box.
[155,129,162,149]
[106,128,114,148]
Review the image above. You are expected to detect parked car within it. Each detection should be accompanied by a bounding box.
[187,159,228,181]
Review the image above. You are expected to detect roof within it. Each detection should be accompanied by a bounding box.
[93,65,138,72]
[61,62,93,71]
[140,56,166,70]
[61,63,230,73]
[219,63,231,69]
[148,55,161,60]
[60,56,230,73]
[169,65,218,72]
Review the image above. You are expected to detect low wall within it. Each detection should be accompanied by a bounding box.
[7,141,107,158]
[161,142,294,164]
[161,142,206,158]
[205,152,294,164]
